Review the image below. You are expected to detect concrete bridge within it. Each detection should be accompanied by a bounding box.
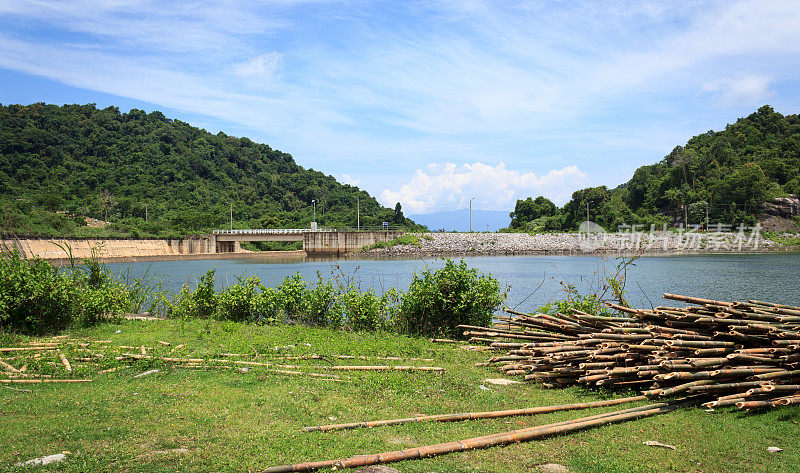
[212,228,404,255]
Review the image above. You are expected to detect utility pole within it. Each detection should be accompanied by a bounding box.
[469,198,475,232]
[145,204,148,222]
[229,201,233,231]
[312,199,316,226]
[705,202,709,230]
[586,200,589,222]
[357,198,360,230]
[684,204,688,228]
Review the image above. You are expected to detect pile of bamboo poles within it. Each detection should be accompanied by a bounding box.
[471,294,800,411]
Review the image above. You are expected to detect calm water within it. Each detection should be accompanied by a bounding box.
[102,253,800,312]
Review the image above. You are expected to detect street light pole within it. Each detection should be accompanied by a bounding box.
[145,204,148,222]
[357,197,360,230]
[469,198,475,232]
[229,201,233,231]
[312,199,316,225]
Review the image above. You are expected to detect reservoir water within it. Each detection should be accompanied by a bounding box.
[104,253,800,312]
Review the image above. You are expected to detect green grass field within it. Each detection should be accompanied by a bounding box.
[2,320,799,472]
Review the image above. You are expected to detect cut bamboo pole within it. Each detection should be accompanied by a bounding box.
[1,379,92,384]
[268,399,691,472]
[0,359,20,372]
[302,395,647,432]
[0,346,57,352]
[277,364,444,372]
[58,351,72,372]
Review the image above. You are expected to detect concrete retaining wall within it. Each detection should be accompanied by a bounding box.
[1,237,215,260]
[303,231,404,255]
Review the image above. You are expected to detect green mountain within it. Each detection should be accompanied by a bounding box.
[509,105,800,232]
[0,103,419,237]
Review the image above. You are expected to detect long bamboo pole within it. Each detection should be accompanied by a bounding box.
[302,395,647,432]
[266,399,692,473]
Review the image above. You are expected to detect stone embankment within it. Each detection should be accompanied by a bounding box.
[363,230,797,257]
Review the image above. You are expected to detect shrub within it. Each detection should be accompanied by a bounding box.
[397,259,506,338]
[168,269,217,319]
[216,276,261,322]
[339,286,388,332]
[300,275,337,326]
[251,287,283,324]
[277,272,307,318]
[0,251,131,335]
[75,281,129,328]
[0,251,75,334]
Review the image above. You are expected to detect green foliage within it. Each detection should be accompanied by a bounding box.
[397,259,507,338]
[0,103,422,236]
[506,105,799,232]
[362,234,422,251]
[509,196,557,228]
[539,256,636,317]
[0,250,130,335]
[162,260,504,337]
[301,276,337,327]
[216,276,261,322]
[338,287,388,332]
[168,269,217,319]
[277,272,308,318]
[0,251,75,334]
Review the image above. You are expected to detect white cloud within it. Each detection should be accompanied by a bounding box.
[2,0,800,191]
[233,52,284,84]
[700,75,775,107]
[380,162,588,214]
[339,173,360,186]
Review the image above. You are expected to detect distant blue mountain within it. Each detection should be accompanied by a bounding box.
[408,209,511,232]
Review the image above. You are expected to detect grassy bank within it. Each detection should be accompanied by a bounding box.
[2,319,799,473]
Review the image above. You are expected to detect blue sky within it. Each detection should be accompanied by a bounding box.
[2,1,800,214]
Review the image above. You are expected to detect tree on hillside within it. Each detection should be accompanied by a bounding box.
[509,196,557,228]
[393,202,404,224]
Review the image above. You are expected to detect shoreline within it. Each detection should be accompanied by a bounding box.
[4,232,798,264]
[358,232,799,258]
[71,246,800,265]
[46,250,307,265]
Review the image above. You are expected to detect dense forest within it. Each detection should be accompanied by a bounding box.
[0,103,421,238]
[508,105,800,232]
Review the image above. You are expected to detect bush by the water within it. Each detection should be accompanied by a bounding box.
[167,258,505,337]
[0,251,130,335]
[397,259,507,337]
[169,269,399,332]
[0,252,506,338]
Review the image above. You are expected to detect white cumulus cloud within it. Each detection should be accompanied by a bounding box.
[701,75,775,106]
[380,162,588,214]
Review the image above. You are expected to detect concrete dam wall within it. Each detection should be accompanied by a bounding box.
[1,230,404,260]
[1,236,215,260]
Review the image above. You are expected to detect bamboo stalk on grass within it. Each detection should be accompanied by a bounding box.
[1,379,92,384]
[302,395,647,432]
[0,359,20,372]
[268,399,694,473]
[0,346,57,352]
[58,351,72,371]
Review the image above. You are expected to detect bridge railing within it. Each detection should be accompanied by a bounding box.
[213,228,335,235]
[213,226,405,235]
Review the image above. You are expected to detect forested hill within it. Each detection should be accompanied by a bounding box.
[509,105,800,232]
[0,103,418,237]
